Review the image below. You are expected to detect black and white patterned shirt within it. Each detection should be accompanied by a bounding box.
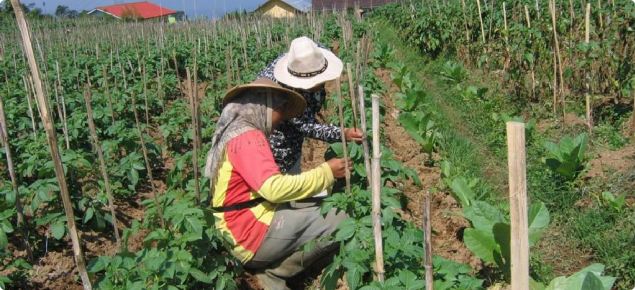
[258,54,342,173]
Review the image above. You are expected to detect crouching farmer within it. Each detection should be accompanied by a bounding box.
[204,78,349,290]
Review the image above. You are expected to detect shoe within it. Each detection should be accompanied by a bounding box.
[256,270,291,290]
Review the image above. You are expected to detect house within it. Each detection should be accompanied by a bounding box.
[254,0,311,18]
[88,1,178,20]
[312,0,406,11]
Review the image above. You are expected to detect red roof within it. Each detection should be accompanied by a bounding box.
[93,1,176,19]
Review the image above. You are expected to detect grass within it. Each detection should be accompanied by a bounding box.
[372,19,635,288]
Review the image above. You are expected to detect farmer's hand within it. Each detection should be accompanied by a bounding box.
[344,128,364,143]
[327,158,353,179]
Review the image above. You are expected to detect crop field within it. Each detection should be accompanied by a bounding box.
[0,0,634,289]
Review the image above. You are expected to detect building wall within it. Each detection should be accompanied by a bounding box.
[257,0,299,18]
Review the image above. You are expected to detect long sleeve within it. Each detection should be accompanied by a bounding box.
[257,163,334,203]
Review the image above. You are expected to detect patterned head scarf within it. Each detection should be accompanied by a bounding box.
[204,90,288,204]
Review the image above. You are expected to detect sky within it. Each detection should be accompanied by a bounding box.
[8,0,275,19]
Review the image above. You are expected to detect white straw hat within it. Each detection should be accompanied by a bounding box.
[273,36,343,90]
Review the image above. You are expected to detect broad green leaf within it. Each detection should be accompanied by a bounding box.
[449,177,474,206]
[346,265,362,290]
[463,201,505,232]
[189,267,213,284]
[529,277,546,290]
[335,218,357,241]
[129,168,139,185]
[51,222,65,240]
[1,220,14,234]
[83,207,94,224]
[463,228,499,264]
[528,202,550,246]
[580,272,604,290]
[492,223,511,272]
[0,229,7,250]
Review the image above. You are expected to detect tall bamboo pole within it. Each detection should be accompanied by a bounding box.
[549,0,566,121]
[347,63,358,131]
[423,190,433,290]
[336,77,351,195]
[585,3,592,132]
[84,88,122,253]
[0,98,33,263]
[358,86,371,188]
[476,0,486,43]
[186,68,201,203]
[55,62,70,149]
[131,93,165,229]
[102,65,116,127]
[10,1,92,288]
[507,122,529,290]
[371,94,385,282]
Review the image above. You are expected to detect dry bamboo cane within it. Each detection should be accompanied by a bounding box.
[461,0,470,42]
[371,94,385,282]
[597,0,603,31]
[347,64,358,131]
[23,76,37,139]
[55,62,70,149]
[131,93,165,229]
[423,190,433,290]
[84,88,122,253]
[142,58,150,126]
[336,77,351,195]
[186,68,201,204]
[549,0,566,121]
[525,5,531,28]
[358,86,372,187]
[157,70,164,113]
[192,50,202,148]
[476,0,486,43]
[503,2,510,73]
[9,1,92,288]
[569,0,575,37]
[585,3,592,133]
[507,122,529,290]
[102,65,116,127]
[0,98,34,263]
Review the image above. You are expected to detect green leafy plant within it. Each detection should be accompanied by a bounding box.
[531,263,616,290]
[600,191,626,213]
[398,112,440,163]
[439,61,465,84]
[543,133,589,180]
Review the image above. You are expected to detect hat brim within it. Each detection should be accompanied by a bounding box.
[273,48,343,90]
[223,83,306,120]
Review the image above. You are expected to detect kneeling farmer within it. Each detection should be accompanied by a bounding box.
[204,78,350,290]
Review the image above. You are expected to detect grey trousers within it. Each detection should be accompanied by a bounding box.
[245,206,346,270]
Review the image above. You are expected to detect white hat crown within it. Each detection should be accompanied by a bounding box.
[287,37,327,76]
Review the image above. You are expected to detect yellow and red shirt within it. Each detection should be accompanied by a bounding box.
[212,129,335,263]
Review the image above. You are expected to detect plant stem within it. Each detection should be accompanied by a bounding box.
[336,77,351,195]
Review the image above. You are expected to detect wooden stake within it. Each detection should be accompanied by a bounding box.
[55,62,70,149]
[101,65,116,127]
[186,68,201,204]
[585,3,592,132]
[371,94,385,282]
[524,5,531,28]
[0,98,34,263]
[476,0,486,43]
[507,121,529,290]
[84,88,122,253]
[347,63,358,131]
[23,76,37,139]
[10,1,92,288]
[549,0,566,120]
[423,190,433,290]
[358,86,372,188]
[142,58,150,126]
[597,0,603,31]
[336,77,351,195]
[131,93,165,229]
[461,0,470,42]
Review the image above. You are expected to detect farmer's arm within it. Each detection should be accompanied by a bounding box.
[229,130,334,203]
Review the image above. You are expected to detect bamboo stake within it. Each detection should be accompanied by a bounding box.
[550,0,566,120]
[192,50,202,148]
[347,63,358,131]
[358,86,372,188]
[336,77,351,195]
[157,70,164,113]
[23,76,37,139]
[10,1,92,288]
[423,190,433,290]
[461,0,470,42]
[55,62,70,149]
[476,0,486,43]
[0,98,34,263]
[597,0,603,31]
[102,65,116,127]
[131,92,165,229]
[186,68,201,204]
[569,0,575,36]
[507,121,529,290]
[371,94,385,282]
[524,5,531,28]
[585,3,592,132]
[84,88,122,253]
[142,58,150,126]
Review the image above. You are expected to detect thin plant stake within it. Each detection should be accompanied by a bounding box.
[347,63,358,131]
[102,65,116,127]
[371,94,385,282]
[336,77,351,195]
[0,98,34,263]
[358,85,371,187]
[84,88,122,252]
[131,93,165,229]
[186,68,201,204]
[585,3,593,133]
[10,1,92,288]
[476,0,486,43]
[507,121,529,290]
[423,190,433,290]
